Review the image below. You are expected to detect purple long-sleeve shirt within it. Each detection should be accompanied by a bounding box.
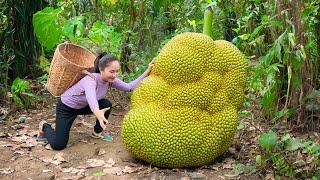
[61,73,146,111]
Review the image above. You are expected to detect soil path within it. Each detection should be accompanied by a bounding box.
[0,93,244,180]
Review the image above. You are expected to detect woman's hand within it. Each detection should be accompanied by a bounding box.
[93,107,110,130]
[144,59,156,76]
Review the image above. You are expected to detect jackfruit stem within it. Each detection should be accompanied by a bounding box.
[203,6,213,37]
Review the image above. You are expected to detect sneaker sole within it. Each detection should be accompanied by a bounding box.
[102,136,113,141]
[91,133,103,139]
[91,133,113,141]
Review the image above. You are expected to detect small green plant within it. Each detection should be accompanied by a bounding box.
[257,130,320,179]
[10,78,34,108]
[92,171,106,177]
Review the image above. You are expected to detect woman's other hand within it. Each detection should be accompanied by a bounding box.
[93,107,110,130]
[145,59,156,76]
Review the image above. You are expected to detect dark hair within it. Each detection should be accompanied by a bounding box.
[94,52,118,73]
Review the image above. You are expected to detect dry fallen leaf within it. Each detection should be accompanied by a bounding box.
[51,160,63,166]
[87,159,105,168]
[189,172,206,179]
[103,167,121,175]
[50,152,66,165]
[181,177,190,180]
[21,138,38,148]
[0,168,14,174]
[222,158,235,169]
[11,135,29,142]
[113,171,123,176]
[27,130,38,137]
[122,166,137,174]
[0,132,8,138]
[211,164,221,171]
[13,150,25,155]
[16,127,30,135]
[103,158,115,168]
[97,149,106,156]
[60,173,85,180]
[54,152,65,161]
[224,174,238,178]
[265,173,275,180]
[80,119,93,128]
[76,165,87,169]
[40,152,65,166]
[10,156,18,161]
[10,124,24,130]
[40,157,52,163]
[45,144,53,150]
[61,167,85,174]
[0,141,15,147]
[0,107,8,119]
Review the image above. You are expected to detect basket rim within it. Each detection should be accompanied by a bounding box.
[56,42,96,68]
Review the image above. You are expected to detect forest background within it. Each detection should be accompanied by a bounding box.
[0,0,319,179]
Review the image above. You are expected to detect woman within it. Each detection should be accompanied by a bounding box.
[37,52,155,150]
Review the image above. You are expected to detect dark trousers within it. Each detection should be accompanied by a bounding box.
[43,98,112,150]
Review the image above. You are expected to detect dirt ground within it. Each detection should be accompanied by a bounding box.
[0,92,258,180]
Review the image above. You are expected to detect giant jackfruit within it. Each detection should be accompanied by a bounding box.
[121,32,247,168]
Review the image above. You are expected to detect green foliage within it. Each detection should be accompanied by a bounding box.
[62,15,86,42]
[1,0,46,105]
[92,171,106,177]
[39,55,50,73]
[10,78,34,108]
[228,0,320,125]
[0,53,12,104]
[258,130,277,151]
[257,131,320,178]
[88,21,122,56]
[232,163,256,176]
[0,3,12,103]
[31,0,225,85]
[32,6,123,58]
[36,74,48,86]
[33,7,63,50]
[0,0,8,36]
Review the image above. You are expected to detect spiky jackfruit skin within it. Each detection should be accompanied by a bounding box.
[121,32,247,168]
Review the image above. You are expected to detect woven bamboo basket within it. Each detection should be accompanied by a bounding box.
[46,43,96,96]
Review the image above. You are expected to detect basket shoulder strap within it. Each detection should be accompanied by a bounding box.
[82,70,98,90]
[82,70,95,80]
